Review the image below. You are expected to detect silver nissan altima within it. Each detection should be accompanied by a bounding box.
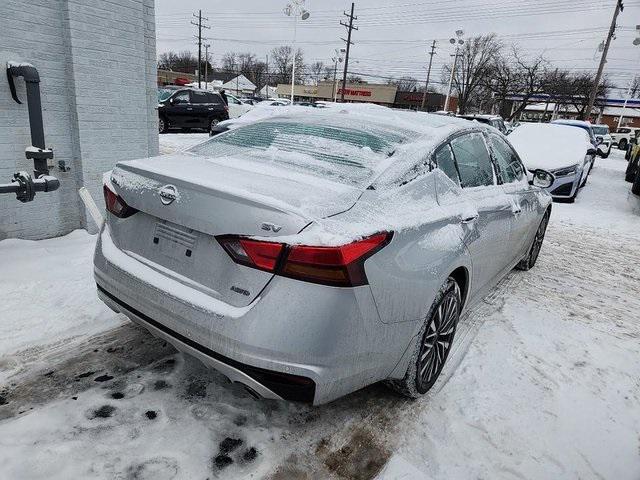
[94,105,554,405]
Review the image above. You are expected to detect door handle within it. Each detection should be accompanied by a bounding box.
[461,214,479,224]
[186,107,193,111]
[512,206,522,215]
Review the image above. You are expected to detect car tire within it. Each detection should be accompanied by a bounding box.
[386,277,461,398]
[158,116,168,134]
[516,209,550,271]
[619,138,628,150]
[209,118,219,132]
[632,167,640,195]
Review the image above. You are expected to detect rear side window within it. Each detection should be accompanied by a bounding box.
[488,134,525,183]
[172,91,189,104]
[206,93,222,104]
[191,91,212,104]
[434,144,460,187]
[450,134,495,188]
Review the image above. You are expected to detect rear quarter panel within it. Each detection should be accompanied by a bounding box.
[362,171,472,326]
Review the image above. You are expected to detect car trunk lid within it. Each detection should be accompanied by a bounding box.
[106,153,363,307]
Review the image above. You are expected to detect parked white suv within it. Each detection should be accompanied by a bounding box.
[611,126,640,150]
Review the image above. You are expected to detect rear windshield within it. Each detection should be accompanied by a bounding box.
[188,121,404,185]
[592,126,609,135]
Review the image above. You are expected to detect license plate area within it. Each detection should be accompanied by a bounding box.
[153,222,198,263]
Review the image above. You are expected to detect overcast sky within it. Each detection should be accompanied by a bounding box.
[155,0,640,94]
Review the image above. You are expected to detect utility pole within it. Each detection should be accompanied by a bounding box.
[444,31,465,113]
[585,0,623,121]
[191,10,210,88]
[421,41,437,111]
[340,3,358,102]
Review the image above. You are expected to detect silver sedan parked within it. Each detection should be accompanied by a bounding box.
[94,106,554,404]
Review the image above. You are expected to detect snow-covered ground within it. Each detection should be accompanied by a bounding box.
[0,148,638,479]
[159,133,209,155]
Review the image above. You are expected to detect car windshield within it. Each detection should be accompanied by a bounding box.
[158,89,173,102]
[592,126,609,135]
[188,120,405,185]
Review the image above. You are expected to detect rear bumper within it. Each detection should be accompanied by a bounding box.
[97,285,315,402]
[94,226,404,404]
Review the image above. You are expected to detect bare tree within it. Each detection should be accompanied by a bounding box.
[269,46,304,85]
[387,76,418,91]
[442,34,502,114]
[309,61,326,84]
[570,72,611,120]
[628,76,640,99]
[158,50,210,74]
[484,48,547,120]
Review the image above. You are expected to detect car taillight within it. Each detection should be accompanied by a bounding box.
[217,232,392,287]
[223,105,229,112]
[103,184,137,218]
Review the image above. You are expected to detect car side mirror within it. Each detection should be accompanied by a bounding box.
[169,97,175,105]
[586,147,597,156]
[530,169,555,189]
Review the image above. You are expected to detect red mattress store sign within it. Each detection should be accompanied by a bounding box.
[337,88,372,97]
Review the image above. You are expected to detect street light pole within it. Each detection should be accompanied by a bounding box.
[332,48,345,102]
[617,27,640,130]
[204,43,210,87]
[444,30,464,113]
[291,13,297,103]
[285,0,310,104]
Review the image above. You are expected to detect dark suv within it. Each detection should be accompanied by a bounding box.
[157,88,229,133]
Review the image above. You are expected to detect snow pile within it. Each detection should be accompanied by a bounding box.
[508,123,593,170]
[0,231,123,358]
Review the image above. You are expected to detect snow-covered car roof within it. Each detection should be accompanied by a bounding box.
[459,114,502,120]
[508,122,593,171]
[551,119,593,128]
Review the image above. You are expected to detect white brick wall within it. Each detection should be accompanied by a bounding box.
[0,0,158,240]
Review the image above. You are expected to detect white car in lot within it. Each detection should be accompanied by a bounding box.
[509,122,598,202]
[611,126,640,150]
[225,94,253,119]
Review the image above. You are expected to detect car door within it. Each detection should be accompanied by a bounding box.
[488,132,538,263]
[449,132,514,297]
[166,90,192,128]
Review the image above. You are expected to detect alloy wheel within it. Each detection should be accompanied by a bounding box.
[416,287,460,392]
[529,212,549,265]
